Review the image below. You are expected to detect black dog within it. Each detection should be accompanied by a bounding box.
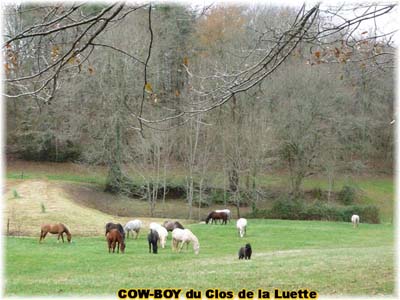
[238,243,252,260]
[148,229,159,254]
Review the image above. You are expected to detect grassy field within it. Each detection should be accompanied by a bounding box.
[4,161,395,297]
[4,219,394,297]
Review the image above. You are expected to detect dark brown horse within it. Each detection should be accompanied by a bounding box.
[205,211,228,225]
[39,223,71,243]
[107,229,125,253]
[148,229,159,254]
[163,220,184,232]
[105,222,125,241]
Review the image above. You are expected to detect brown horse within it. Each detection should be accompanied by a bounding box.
[39,223,72,243]
[163,220,184,232]
[105,222,125,241]
[205,211,228,225]
[107,229,125,253]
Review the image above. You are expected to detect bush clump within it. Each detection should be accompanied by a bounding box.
[252,197,380,224]
[338,185,356,205]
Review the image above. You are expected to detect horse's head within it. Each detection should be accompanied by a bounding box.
[121,242,126,253]
[205,212,213,224]
[67,232,72,243]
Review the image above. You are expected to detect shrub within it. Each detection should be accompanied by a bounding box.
[12,189,20,199]
[270,197,305,220]
[338,185,356,205]
[265,197,380,224]
[311,188,323,200]
[340,205,380,224]
[40,202,46,213]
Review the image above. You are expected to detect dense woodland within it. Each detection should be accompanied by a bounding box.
[4,3,396,219]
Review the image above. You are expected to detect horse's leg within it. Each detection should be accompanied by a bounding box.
[117,241,120,253]
[112,241,116,253]
[179,241,185,252]
[61,232,65,243]
[57,233,63,243]
[41,231,48,242]
[39,230,43,243]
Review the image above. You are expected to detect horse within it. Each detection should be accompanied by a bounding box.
[107,229,125,253]
[148,229,159,254]
[105,222,125,241]
[205,211,228,225]
[236,218,247,238]
[172,228,200,255]
[124,219,142,239]
[351,214,360,228]
[215,209,231,222]
[39,223,71,243]
[163,220,184,232]
[150,222,168,248]
[238,243,252,260]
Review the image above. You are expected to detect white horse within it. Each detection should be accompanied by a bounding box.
[215,209,231,222]
[149,222,168,248]
[124,219,143,239]
[351,214,360,228]
[172,228,200,255]
[236,218,247,238]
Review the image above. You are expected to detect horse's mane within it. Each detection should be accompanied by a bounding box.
[61,224,71,235]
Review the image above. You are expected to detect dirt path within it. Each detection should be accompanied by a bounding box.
[4,180,160,237]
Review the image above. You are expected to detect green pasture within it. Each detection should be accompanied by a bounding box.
[5,219,394,296]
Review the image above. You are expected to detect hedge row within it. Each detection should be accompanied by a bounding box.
[248,198,380,224]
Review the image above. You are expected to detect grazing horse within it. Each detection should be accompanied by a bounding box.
[39,223,71,243]
[172,228,200,255]
[150,222,168,248]
[105,222,125,241]
[148,229,159,254]
[107,229,125,253]
[215,209,231,222]
[205,211,228,225]
[124,219,143,239]
[236,218,247,238]
[351,214,360,228]
[238,243,252,260]
[163,220,184,232]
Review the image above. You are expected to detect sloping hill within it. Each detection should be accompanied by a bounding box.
[4,180,162,237]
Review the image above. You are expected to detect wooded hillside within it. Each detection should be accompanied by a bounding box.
[4,3,396,218]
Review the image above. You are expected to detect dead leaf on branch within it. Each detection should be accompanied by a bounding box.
[67,56,76,64]
[51,45,60,61]
[145,82,153,93]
